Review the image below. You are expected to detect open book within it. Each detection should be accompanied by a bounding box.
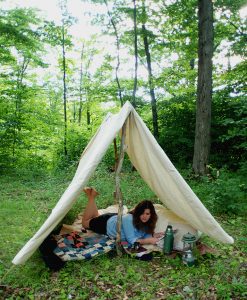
[122,245,150,257]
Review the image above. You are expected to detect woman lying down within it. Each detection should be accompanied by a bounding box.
[82,187,163,246]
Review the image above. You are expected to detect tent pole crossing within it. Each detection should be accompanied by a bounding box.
[115,121,127,255]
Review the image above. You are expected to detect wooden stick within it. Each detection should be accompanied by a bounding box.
[113,138,118,172]
[115,121,127,256]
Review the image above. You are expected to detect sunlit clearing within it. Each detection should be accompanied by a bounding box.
[101,101,116,110]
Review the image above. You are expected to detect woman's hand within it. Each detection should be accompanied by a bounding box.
[149,237,160,244]
[153,232,164,238]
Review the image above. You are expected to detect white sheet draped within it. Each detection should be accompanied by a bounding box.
[12,101,233,265]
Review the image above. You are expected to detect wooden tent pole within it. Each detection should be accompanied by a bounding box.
[113,138,118,172]
[115,121,127,256]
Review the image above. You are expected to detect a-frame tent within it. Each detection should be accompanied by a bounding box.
[12,101,233,265]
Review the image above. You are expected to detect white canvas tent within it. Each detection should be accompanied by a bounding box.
[13,101,233,265]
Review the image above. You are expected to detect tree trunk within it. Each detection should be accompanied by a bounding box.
[73,102,76,122]
[193,0,213,175]
[86,104,90,127]
[78,43,84,125]
[12,57,29,157]
[62,24,68,157]
[84,56,92,130]
[142,24,159,139]
[104,0,123,106]
[132,0,138,108]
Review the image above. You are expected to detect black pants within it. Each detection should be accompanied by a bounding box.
[89,213,117,235]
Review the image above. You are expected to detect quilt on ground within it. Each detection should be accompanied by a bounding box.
[53,231,115,261]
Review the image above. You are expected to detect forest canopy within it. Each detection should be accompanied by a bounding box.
[0,0,246,174]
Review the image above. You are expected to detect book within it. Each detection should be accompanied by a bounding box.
[123,246,150,257]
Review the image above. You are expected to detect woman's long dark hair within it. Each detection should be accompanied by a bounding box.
[130,200,157,234]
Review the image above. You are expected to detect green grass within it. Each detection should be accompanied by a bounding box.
[0,164,246,299]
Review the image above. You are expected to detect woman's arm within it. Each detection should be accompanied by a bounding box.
[153,232,164,238]
[137,237,159,245]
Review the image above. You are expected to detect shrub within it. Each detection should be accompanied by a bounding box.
[188,164,247,215]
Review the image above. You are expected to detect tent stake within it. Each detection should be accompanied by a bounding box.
[115,121,127,256]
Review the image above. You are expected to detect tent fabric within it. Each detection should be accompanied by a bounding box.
[125,111,233,243]
[12,101,233,265]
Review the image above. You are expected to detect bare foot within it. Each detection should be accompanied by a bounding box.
[91,187,99,197]
[83,187,92,196]
[83,187,99,197]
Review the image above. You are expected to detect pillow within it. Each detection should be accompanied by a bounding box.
[154,204,199,251]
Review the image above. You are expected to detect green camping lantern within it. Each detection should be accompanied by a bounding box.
[182,232,197,251]
[182,232,197,267]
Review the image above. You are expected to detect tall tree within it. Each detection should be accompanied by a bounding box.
[103,0,123,106]
[12,56,30,157]
[78,43,85,124]
[193,0,214,175]
[141,0,159,139]
[132,0,138,108]
[80,43,97,128]
[61,21,68,156]
[58,0,76,156]
[60,1,68,156]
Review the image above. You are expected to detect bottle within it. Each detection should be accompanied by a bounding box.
[163,225,174,255]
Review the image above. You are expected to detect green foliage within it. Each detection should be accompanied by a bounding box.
[54,126,91,169]
[214,0,246,11]
[211,94,247,169]
[211,60,247,169]
[0,0,246,176]
[0,84,55,172]
[0,7,44,64]
[185,163,247,215]
[158,95,196,166]
[0,6,51,172]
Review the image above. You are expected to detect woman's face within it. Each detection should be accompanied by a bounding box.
[139,208,151,223]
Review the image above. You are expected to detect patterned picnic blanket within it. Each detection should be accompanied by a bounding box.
[53,231,115,262]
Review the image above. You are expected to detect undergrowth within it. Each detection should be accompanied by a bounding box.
[0,163,246,299]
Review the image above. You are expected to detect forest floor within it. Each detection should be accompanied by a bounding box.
[0,164,246,299]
